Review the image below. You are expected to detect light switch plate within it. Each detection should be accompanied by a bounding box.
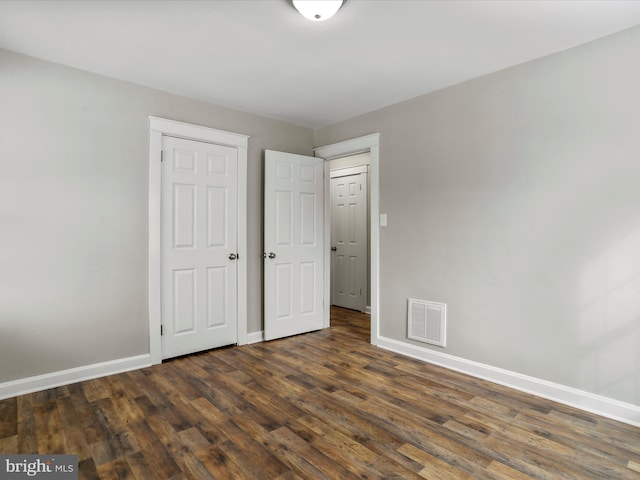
[380,213,387,227]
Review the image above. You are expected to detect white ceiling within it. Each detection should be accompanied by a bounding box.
[1,0,640,128]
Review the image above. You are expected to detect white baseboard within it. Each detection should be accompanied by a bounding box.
[377,336,640,427]
[364,305,371,314]
[246,330,264,344]
[0,354,152,400]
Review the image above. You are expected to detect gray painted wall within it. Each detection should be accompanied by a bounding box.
[0,48,313,383]
[316,26,640,406]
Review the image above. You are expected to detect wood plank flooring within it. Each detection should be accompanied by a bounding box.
[1,306,639,479]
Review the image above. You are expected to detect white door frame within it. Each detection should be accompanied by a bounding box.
[315,134,380,345]
[148,116,249,364]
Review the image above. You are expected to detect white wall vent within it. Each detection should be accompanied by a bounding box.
[408,298,446,347]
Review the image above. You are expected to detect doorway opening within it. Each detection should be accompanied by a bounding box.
[329,153,370,314]
[315,133,380,345]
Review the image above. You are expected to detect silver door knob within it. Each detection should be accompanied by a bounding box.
[228,253,237,260]
[268,252,276,259]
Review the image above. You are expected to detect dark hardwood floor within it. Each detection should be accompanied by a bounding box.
[1,306,639,479]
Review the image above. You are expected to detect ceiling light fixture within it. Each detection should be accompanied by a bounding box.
[293,0,343,22]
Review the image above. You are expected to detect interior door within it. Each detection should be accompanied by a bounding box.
[264,150,324,341]
[161,135,238,359]
[331,171,366,311]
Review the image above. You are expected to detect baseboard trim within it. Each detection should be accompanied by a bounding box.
[0,354,152,400]
[246,330,264,344]
[377,336,640,427]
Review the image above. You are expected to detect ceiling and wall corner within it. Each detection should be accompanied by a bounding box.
[1,1,640,128]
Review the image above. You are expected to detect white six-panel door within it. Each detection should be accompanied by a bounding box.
[264,150,324,341]
[331,172,367,312]
[161,136,238,359]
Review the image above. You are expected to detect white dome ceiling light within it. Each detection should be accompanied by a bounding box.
[292,0,344,22]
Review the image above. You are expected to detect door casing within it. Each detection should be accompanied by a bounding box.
[315,134,380,345]
[148,116,249,364]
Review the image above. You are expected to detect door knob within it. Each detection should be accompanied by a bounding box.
[331,246,337,251]
[228,253,237,260]
[268,252,276,259]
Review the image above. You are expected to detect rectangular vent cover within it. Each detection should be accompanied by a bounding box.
[408,298,446,347]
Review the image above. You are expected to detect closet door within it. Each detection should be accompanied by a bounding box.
[161,136,238,358]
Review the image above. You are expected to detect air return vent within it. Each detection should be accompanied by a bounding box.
[408,298,447,347]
